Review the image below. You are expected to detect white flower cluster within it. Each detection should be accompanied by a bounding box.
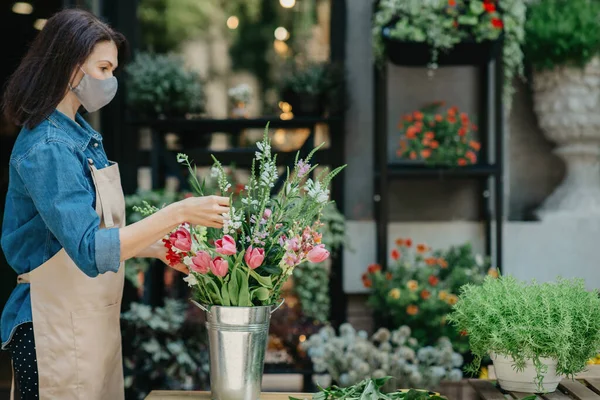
[305,179,329,204]
[301,324,463,391]
[222,206,243,235]
[228,83,252,104]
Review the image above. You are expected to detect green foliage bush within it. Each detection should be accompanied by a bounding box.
[525,0,600,70]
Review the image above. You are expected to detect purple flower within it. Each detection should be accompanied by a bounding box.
[296,159,311,178]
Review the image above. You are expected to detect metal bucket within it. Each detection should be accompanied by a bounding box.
[191,300,284,400]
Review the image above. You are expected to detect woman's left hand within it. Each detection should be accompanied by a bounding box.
[157,249,188,275]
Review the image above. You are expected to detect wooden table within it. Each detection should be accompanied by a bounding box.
[470,378,600,400]
[145,391,310,400]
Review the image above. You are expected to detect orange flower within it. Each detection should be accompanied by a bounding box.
[466,151,477,164]
[460,112,469,123]
[389,288,401,299]
[413,111,424,121]
[385,271,393,280]
[396,149,404,157]
[447,115,457,124]
[416,243,428,253]
[447,106,458,116]
[362,273,372,288]
[469,140,481,151]
[488,268,499,278]
[409,151,417,160]
[438,290,448,301]
[406,305,419,316]
[448,0,456,6]
[414,121,423,132]
[395,238,405,246]
[425,257,438,266]
[424,131,435,140]
[438,258,448,268]
[457,158,467,166]
[429,122,435,127]
[421,149,432,159]
[407,280,419,291]
[397,122,404,130]
[428,275,440,286]
[406,126,418,139]
[430,140,440,149]
[403,114,413,122]
[460,330,468,337]
[420,289,431,300]
[422,138,431,147]
[447,294,459,305]
[458,127,467,137]
[367,263,381,274]
[435,114,443,122]
[391,249,400,260]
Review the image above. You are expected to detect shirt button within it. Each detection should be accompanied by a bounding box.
[93,142,99,148]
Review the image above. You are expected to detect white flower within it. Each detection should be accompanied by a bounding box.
[183,256,193,267]
[448,368,463,382]
[183,274,198,287]
[210,166,220,178]
[305,179,329,204]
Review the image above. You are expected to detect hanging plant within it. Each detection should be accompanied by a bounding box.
[373,0,526,111]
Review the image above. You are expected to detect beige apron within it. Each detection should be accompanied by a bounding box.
[11,159,126,400]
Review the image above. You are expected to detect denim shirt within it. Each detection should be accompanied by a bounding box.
[1,109,122,349]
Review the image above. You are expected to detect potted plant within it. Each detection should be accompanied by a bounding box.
[363,239,492,354]
[447,275,600,393]
[228,83,252,118]
[373,0,527,110]
[524,0,600,219]
[280,62,345,117]
[395,103,482,167]
[135,125,345,400]
[125,52,204,119]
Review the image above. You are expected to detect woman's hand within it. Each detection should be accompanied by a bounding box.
[178,195,230,228]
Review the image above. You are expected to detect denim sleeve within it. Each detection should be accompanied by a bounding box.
[15,140,121,277]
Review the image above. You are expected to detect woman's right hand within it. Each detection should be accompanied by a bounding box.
[178,195,230,229]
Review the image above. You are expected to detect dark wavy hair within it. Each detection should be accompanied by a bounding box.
[2,8,128,129]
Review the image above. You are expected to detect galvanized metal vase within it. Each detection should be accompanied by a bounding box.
[191,300,284,400]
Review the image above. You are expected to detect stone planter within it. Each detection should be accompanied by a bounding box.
[491,353,562,393]
[532,57,600,219]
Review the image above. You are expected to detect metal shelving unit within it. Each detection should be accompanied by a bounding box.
[374,39,505,271]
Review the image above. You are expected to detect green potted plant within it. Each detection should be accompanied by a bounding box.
[125,52,204,119]
[372,0,526,110]
[280,62,345,117]
[447,275,600,393]
[524,0,600,219]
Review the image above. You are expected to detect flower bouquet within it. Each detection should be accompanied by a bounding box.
[396,103,481,167]
[143,124,345,400]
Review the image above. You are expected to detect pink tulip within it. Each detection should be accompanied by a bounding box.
[263,209,272,219]
[191,251,211,274]
[215,235,237,255]
[169,227,192,252]
[211,257,229,277]
[306,244,330,263]
[244,246,265,270]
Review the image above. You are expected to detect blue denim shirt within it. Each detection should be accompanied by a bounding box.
[1,109,122,349]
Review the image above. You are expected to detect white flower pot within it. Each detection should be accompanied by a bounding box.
[532,57,600,219]
[491,353,562,393]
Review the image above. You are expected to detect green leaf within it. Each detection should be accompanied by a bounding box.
[249,269,273,288]
[258,264,283,275]
[238,269,252,306]
[469,1,484,15]
[221,283,231,306]
[252,287,270,302]
[457,15,478,26]
[228,271,240,306]
[205,279,223,304]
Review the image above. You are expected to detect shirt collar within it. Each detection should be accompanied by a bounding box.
[46,109,103,150]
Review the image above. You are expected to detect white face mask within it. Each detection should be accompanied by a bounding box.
[70,67,118,113]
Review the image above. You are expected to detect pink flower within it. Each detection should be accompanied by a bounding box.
[263,209,272,219]
[211,257,229,277]
[244,246,265,270]
[307,244,329,263]
[191,251,211,274]
[169,227,192,252]
[215,235,237,255]
[287,237,300,252]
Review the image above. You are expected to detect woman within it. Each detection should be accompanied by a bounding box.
[1,9,229,400]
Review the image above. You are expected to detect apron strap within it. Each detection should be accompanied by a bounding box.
[10,358,20,400]
[17,273,30,284]
[87,159,114,228]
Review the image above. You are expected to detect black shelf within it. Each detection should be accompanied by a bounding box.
[129,116,339,133]
[380,163,500,179]
[373,39,505,272]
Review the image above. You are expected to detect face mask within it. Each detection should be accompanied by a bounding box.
[70,67,118,113]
